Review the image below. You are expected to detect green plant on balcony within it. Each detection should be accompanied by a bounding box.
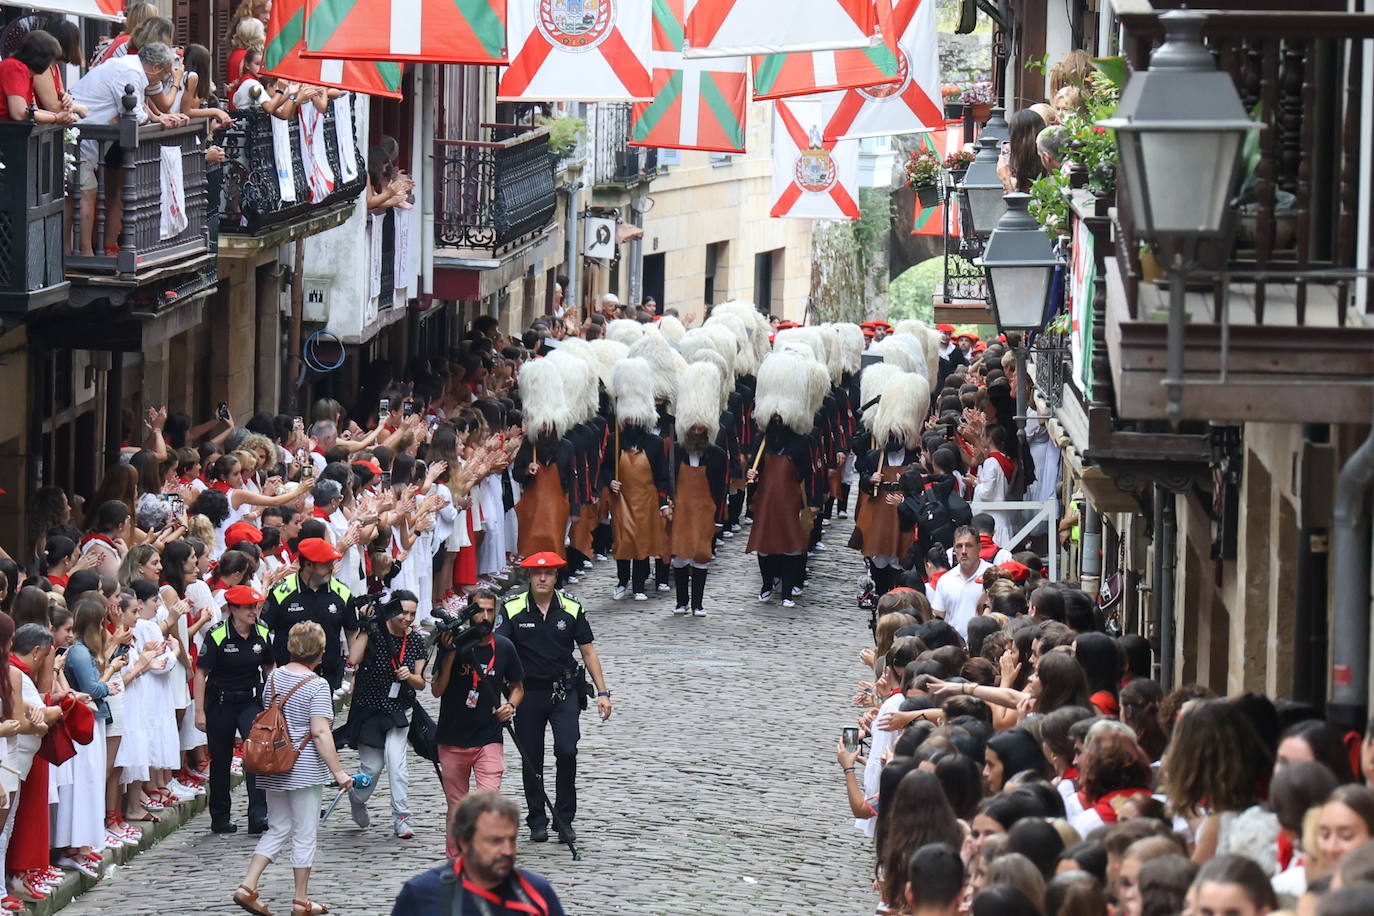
[538,114,585,157]
[1027,62,1123,234]
[904,148,943,207]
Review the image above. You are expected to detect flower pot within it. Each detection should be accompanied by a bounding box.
[915,185,940,208]
[970,102,993,124]
[947,168,967,187]
[944,102,965,119]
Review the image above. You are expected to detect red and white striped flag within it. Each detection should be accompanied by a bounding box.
[750,0,899,100]
[771,98,860,220]
[264,0,405,97]
[302,0,507,64]
[499,0,653,101]
[684,0,881,59]
[823,0,942,139]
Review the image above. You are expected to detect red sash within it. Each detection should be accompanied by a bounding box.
[451,859,549,916]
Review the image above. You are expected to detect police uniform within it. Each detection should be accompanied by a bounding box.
[199,614,272,832]
[262,572,356,689]
[495,585,594,836]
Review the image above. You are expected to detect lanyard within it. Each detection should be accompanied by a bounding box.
[469,636,496,689]
[387,630,410,672]
[451,859,548,916]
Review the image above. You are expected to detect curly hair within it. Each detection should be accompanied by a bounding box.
[1160,699,1271,817]
[1080,730,1153,803]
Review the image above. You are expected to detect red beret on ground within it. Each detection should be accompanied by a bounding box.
[936,323,956,333]
[224,522,263,545]
[297,537,342,564]
[224,585,266,605]
[520,551,566,569]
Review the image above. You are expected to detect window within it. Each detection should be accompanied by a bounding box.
[709,152,739,167]
[754,249,781,315]
[658,148,681,167]
[642,253,665,312]
[705,241,727,306]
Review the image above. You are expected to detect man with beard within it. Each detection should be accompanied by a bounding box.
[389,792,566,915]
[666,363,727,617]
[853,372,927,597]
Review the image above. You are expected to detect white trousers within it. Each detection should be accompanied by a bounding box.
[352,725,411,824]
[254,785,324,869]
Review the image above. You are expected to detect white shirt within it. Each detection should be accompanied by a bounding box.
[73,55,151,125]
[232,77,265,110]
[856,690,907,838]
[973,455,1012,546]
[931,559,991,638]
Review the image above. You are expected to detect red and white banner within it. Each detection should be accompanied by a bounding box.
[684,0,881,59]
[771,98,860,220]
[499,0,653,101]
[822,0,941,139]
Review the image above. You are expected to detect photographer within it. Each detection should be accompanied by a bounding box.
[336,590,429,838]
[431,588,524,859]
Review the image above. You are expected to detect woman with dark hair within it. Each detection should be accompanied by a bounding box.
[878,770,965,911]
[965,615,1000,659]
[178,43,233,127]
[934,752,984,822]
[929,649,1090,724]
[1071,730,1155,836]
[871,757,920,855]
[1074,632,1123,716]
[1190,855,1277,916]
[31,20,87,119]
[1317,784,1374,872]
[985,728,1050,793]
[971,883,1040,916]
[1277,719,1356,783]
[10,587,52,630]
[40,535,81,593]
[1118,633,1152,681]
[81,499,131,578]
[1057,840,1109,883]
[1005,817,1066,879]
[1269,761,1336,897]
[0,30,77,123]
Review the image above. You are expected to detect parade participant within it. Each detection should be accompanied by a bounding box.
[746,349,818,608]
[496,552,611,844]
[338,590,429,838]
[512,358,573,562]
[194,585,272,835]
[261,537,357,690]
[432,589,524,859]
[666,362,727,617]
[853,371,928,597]
[389,791,566,916]
[605,357,670,601]
[545,345,605,580]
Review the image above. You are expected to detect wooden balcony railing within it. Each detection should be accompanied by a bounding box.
[434,126,557,256]
[0,121,68,314]
[218,104,367,236]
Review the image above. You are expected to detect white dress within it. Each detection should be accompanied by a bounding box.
[476,475,505,575]
[115,617,180,782]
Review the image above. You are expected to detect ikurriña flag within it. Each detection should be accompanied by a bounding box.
[264,0,406,98]
[822,0,942,139]
[750,0,900,100]
[301,0,507,64]
[684,0,882,58]
[499,0,654,101]
[630,0,747,153]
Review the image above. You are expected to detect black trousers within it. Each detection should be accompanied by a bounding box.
[512,686,581,830]
[616,558,649,592]
[206,691,267,828]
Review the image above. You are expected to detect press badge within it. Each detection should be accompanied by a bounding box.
[466,688,480,708]
[387,682,400,699]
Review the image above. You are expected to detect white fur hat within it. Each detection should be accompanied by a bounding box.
[519,357,572,438]
[675,361,723,441]
[605,318,645,346]
[754,348,815,435]
[859,362,903,430]
[835,323,865,375]
[612,357,658,428]
[656,314,686,344]
[546,350,597,425]
[588,338,630,390]
[628,330,683,404]
[686,350,731,412]
[871,371,931,448]
[893,319,941,389]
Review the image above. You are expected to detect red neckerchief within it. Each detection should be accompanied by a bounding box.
[80,533,115,550]
[929,569,947,589]
[1090,690,1119,717]
[274,546,291,565]
[1062,766,1080,782]
[10,656,32,676]
[210,481,233,493]
[978,535,1001,561]
[451,859,549,916]
[48,574,69,588]
[988,450,1015,479]
[1090,788,1151,824]
[1277,832,1294,871]
[468,636,497,688]
[313,506,332,519]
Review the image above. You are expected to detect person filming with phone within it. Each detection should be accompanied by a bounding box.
[430,588,524,859]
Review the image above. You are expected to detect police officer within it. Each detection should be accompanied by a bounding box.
[496,552,611,845]
[262,537,358,689]
[194,584,273,835]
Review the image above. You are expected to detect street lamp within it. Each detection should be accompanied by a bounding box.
[980,107,1009,144]
[1098,9,1260,239]
[957,134,1006,238]
[1096,7,1261,432]
[975,193,1059,335]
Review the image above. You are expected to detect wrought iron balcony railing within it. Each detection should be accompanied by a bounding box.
[589,103,657,188]
[434,126,557,255]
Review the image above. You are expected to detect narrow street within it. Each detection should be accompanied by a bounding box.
[58,516,872,915]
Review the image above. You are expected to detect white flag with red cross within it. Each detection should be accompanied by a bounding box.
[770,98,860,220]
[684,0,882,59]
[499,0,654,101]
[822,0,942,139]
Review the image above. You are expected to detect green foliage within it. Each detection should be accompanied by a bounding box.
[888,259,943,324]
[1028,172,1070,238]
[1091,56,1127,90]
[903,148,943,189]
[811,188,893,323]
[539,114,585,156]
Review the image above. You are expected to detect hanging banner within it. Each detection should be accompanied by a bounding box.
[302,0,507,64]
[770,98,860,220]
[750,0,899,100]
[263,0,406,98]
[684,0,881,59]
[822,0,941,139]
[499,0,654,101]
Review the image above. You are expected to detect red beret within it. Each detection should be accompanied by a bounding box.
[955,331,980,343]
[352,460,383,475]
[224,585,265,605]
[297,537,342,564]
[997,561,1033,582]
[936,323,956,334]
[519,551,566,569]
[224,522,263,545]
[862,328,875,339]
[874,321,893,331]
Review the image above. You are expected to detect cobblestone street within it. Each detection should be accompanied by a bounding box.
[59,515,872,915]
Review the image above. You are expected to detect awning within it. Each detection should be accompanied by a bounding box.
[0,0,123,21]
[617,223,644,243]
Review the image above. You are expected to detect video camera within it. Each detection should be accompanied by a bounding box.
[431,601,489,651]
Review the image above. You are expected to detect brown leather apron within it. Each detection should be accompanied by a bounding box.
[746,453,809,555]
[611,450,666,560]
[859,463,909,558]
[515,463,569,558]
[568,502,597,555]
[669,464,716,564]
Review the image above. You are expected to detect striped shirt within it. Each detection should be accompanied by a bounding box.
[254,667,335,791]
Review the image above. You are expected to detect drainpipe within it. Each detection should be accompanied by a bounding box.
[1152,485,1178,688]
[565,181,582,317]
[421,65,435,300]
[1081,502,1102,593]
[1328,411,1374,732]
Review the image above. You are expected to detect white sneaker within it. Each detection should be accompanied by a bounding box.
[167,780,199,800]
[633,592,649,601]
[731,523,742,531]
[691,607,707,617]
[565,574,579,584]
[813,541,828,551]
[721,530,734,538]
[394,816,414,839]
[782,598,797,608]
[582,559,594,569]
[757,590,772,603]
[612,584,627,600]
[656,582,671,592]
[57,856,100,880]
[672,606,688,616]
[594,553,609,561]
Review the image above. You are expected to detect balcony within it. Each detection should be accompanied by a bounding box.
[218,106,367,250]
[0,122,69,316]
[1102,1,1374,425]
[434,125,557,259]
[589,103,658,189]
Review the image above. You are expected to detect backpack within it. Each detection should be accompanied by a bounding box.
[909,489,955,555]
[242,672,319,776]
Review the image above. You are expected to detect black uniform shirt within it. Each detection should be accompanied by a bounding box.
[198,620,273,692]
[495,590,593,682]
[262,573,359,673]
